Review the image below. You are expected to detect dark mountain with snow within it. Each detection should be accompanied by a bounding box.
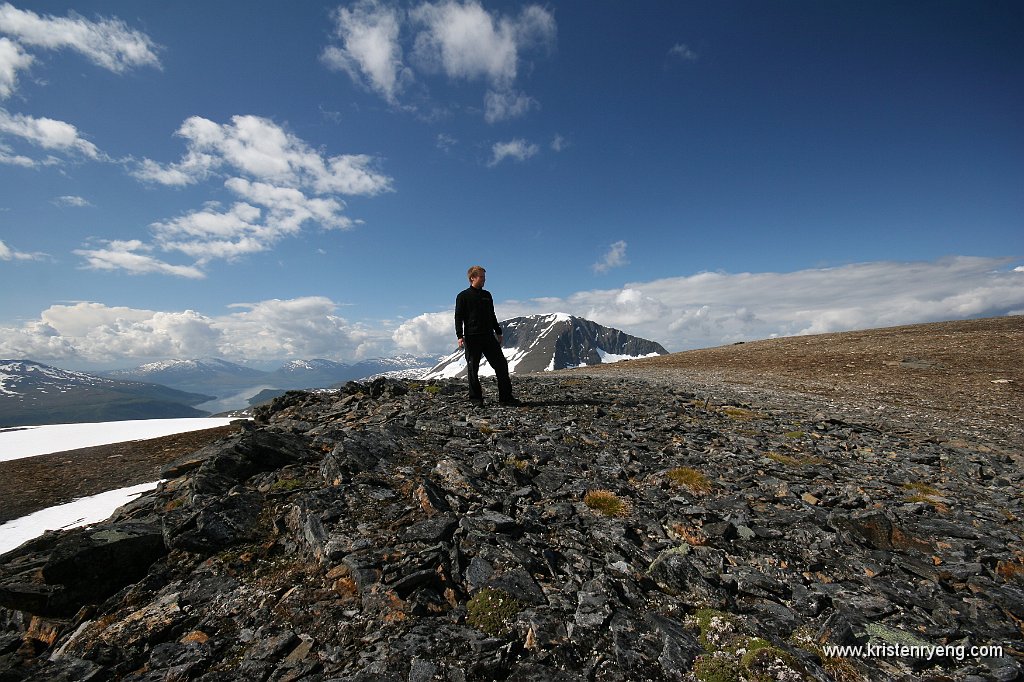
[423,313,667,379]
[266,356,438,389]
[335,355,440,382]
[245,356,440,408]
[268,359,351,386]
[106,357,440,404]
[0,360,214,427]
[103,358,269,396]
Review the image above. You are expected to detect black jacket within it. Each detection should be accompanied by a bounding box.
[455,286,502,339]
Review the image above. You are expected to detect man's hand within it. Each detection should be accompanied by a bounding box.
[458,338,464,349]
[496,334,503,345]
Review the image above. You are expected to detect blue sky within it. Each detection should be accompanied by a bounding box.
[1,1,1022,369]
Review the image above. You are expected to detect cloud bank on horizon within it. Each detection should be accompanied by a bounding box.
[3,257,1021,368]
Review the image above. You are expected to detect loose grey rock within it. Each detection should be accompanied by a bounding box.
[0,375,1020,681]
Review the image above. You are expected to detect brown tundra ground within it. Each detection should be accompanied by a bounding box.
[568,314,1022,453]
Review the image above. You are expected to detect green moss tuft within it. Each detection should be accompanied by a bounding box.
[269,477,303,492]
[693,654,740,682]
[740,645,806,681]
[693,608,740,650]
[466,588,522,637]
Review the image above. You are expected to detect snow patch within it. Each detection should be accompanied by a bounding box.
[0,481,160,555]
[597,349,662,364]
[0,417,241,462]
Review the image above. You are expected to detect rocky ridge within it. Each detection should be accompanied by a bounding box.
[0,374,1022,681]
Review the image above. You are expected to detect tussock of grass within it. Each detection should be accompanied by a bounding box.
[669,522,708,546]
[901,481,948,511]
[721,406,757,421]
[667,466,712,494]
[766,451,824,467]
[902,481,939,496]
[766,452,802,466]
[583,489,631,517]
[505,456,529,471]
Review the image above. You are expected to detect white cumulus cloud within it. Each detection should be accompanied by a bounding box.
[0,238,45,261]
[392,311,454,354]
[0,35,31,99]
[323,0,555,122]
[0,109,100,159]
[5,258,1020,366]
[484,88,537,123]
[0,3,160,73]
[88,115,395,277]
[322,0,410,104]
[135,115,392,195]
[0,4,159,165]
[593,240,629,274]
[51,195,92,207]
[500,257,1024,352]
[488,138,539,166]
[73,240,206,279]
[0,297,392,366]
[668,43,698,62]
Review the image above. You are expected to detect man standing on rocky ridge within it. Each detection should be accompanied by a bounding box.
[455,265,519,407]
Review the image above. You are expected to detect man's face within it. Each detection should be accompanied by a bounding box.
[471,271,486,288]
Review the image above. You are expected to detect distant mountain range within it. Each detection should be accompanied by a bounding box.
[423,313,667,379]
[1,316,667,425]
[0,360,214,427]
[102,358,267,395]
[102,356,438,397]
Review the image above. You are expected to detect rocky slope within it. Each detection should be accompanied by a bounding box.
[1,370,1021,680]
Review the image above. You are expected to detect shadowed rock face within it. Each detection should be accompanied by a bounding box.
[0,374,1021,681]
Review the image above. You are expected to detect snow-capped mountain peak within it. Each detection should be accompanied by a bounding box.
[277,359,346,373]
[1,360,121,396]
[423,314,667,379]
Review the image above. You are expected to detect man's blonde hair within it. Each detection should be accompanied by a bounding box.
[467,265,486,281]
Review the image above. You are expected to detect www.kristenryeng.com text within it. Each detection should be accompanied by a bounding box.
[822,643,1004,662]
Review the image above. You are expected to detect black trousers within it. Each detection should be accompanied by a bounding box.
[463,333,513,402]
